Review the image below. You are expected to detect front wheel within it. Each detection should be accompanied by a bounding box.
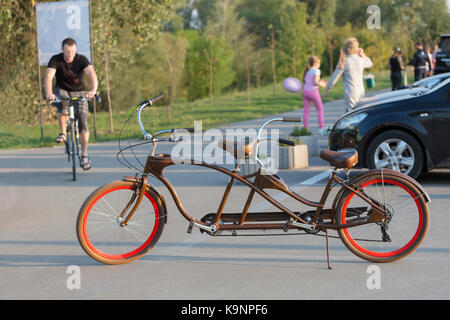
[67,122,77,181]
[336,172,429,263]
[76,180,166,265]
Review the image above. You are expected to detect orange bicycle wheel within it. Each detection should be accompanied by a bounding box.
[76,180,165,265]
[336,173,429,263]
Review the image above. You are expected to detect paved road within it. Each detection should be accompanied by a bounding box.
[1,93,450,300]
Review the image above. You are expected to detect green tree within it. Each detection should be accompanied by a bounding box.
[185,32,235,102]
[91,0,179,132]
[0,0,39,125]
[278,1,314,79]
[237,0,296,49]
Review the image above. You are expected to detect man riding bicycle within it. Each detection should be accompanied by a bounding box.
[44,38,98,170]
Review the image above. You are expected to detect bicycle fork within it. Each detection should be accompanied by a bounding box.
[118,175,148,227]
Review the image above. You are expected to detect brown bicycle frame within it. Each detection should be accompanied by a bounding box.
[127,153,394,233]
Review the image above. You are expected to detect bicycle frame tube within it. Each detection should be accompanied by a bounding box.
[142,154,324,228]
[139,154,396,232]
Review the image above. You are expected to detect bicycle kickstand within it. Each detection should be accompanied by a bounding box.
[325,229,332,270]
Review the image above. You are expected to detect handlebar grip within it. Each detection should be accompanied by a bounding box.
[283,117,302,122]
[149,94,164,104]
[183,127,195,133]
[279,138,295,146]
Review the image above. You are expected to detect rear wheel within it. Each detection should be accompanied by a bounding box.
[336,172,429,263]
[76,180,165,265]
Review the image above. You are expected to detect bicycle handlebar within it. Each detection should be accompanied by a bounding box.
[50,94,101,105]
[283,117,301,122]
[137,94,165,140]
[138,94,165,108]
[278,138,296,146]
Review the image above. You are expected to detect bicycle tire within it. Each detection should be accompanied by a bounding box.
[69,122,77,181]
[336,172,429,263]
[76,180,166,265]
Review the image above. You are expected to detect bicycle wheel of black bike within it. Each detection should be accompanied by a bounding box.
[68,121,77,181]
[336,172,429,263]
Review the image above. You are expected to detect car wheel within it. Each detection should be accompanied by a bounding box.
[366,130,424,179]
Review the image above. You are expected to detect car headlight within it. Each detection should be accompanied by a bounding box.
[336,113,367,129]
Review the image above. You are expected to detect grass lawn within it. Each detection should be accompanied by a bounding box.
[0,70,412,150]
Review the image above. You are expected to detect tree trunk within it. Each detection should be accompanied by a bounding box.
[165,50,173,121]
[327,33,335,76]
[270,27,277,98]
[292,55,297,78]
[204,47,214,105]
[244,44,251,103]
[103,35,113,133]
[209,60,213,105]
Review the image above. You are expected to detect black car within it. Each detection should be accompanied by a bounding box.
[329,78,450,179]
[435,34,450,75]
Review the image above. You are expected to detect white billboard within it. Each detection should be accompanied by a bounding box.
[36,0,91,66]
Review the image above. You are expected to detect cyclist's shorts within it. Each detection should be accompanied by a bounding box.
[54,87,89,134]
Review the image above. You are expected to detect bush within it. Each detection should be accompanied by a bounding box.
[290,126,312,137]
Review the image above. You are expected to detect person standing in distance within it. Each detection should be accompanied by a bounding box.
[322,38,373,113]
[387,48,404,91]
[44,38,98,170]
[409,41,431,82]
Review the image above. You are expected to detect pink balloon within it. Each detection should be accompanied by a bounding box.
[283,77,302,93]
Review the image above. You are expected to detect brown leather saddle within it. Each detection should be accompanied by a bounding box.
[319,149,359,169]
[217,138,256,160]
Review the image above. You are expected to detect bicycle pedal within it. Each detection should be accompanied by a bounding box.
[283,218,293,232]
[187,220,194,234]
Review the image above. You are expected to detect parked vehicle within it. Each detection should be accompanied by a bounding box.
[354,72,450,109]
[435,34,450,75]
[329,78,450,179]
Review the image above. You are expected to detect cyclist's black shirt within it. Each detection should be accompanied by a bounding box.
[47,53,91,92]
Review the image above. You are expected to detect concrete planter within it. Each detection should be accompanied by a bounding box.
[279,144,308,170]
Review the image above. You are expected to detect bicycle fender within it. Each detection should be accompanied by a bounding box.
[344,169,431,203]
[123,176,168,223]
[332,170,369,214]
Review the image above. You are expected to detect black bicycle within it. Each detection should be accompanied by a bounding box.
[51,95,99,181]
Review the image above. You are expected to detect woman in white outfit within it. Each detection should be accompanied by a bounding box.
[322,38,373,112]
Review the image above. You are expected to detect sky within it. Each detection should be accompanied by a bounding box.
[448,0,450,12]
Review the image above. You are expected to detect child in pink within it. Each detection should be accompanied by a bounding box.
[302,56,327,135]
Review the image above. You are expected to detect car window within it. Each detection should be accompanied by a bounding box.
[440,38,450,52]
